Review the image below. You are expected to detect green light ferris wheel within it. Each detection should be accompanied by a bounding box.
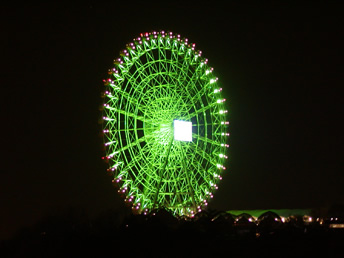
[102,31,229,217]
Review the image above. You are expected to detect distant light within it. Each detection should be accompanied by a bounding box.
[329,224,344,228]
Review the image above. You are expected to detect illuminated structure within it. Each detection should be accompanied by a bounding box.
[101,31,229,217]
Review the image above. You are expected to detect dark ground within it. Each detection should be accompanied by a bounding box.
[1,208,343,258]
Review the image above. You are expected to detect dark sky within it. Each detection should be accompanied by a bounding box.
[2,2,343,240]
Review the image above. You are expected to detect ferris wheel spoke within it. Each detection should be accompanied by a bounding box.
[184,148,208,182]
[158,51,171,84]
[145,49,157,64]
[165,159,183,198]
[123,152,158,191]
[118,89,140,105]
[166,55,187,85]
[116,135,149,154]
[140,149,163,195]
[134,56,150,76]
[192,133,221,146]
[124,60,152,92]
[180,152,197,208]
[115,127,145,132]
[114,108,152,124]
[189,141,216,167]
[189,161,211,185]
[170,144,196,203]
[182,72,200,94]
[187,83,211,106]
[121,92,142,110]
[145,60,160,80]
[171,68,201,112]
[123,145,156,180]
[135,67,166,91]
[184,102,216,120]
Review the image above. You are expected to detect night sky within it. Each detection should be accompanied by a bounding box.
[2,2,343,240]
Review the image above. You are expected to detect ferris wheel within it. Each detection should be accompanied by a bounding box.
[101,31,229,217]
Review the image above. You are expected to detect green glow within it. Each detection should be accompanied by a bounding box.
[102,31,228,217]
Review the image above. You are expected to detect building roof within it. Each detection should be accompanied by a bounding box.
[227,209,313,218]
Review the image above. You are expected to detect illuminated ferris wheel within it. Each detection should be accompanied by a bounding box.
[101,31,229,217]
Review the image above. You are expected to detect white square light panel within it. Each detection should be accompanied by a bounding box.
[174,120,192,142]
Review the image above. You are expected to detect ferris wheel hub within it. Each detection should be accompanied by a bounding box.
[173,120,192,142]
